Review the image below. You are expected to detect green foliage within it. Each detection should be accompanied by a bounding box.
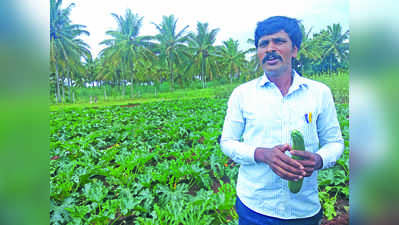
[318,102,349,221]
[50,0,91,104]
[50,98,235,224]
[50,74,348,224]
[49,2,349,105]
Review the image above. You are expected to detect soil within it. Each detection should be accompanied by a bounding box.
[119,103,139,108]
[210,175,230,193]
[321,199,349,225]
[113,214,136,225]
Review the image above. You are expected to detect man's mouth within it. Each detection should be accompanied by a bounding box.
[263,53,282,65]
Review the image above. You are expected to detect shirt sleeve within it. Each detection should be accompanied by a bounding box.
[220,88,257,165]
[316,87,345,170]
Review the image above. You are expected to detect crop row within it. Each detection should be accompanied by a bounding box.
[50,98,349,224]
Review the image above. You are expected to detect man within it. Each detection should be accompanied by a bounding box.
[220,16,344,225]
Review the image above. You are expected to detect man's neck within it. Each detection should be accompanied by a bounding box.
[267,70,293,96]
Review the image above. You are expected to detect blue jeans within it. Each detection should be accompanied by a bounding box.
[236,197,323,225]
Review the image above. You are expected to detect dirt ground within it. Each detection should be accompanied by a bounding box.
[321,199,349,225]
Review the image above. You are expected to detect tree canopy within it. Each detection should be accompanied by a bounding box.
[49,2,349,103]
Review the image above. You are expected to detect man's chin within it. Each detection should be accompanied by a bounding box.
[263,65,289,78]
[264,68,282,78]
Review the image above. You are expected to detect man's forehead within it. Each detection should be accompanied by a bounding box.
[259,30,290,40]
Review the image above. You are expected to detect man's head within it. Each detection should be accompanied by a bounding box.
[255,16,302,77]
[254,16,302,50]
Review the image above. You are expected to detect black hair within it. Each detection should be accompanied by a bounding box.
[254,16,302,50]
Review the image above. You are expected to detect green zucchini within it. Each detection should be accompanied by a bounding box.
[288,129,305,193]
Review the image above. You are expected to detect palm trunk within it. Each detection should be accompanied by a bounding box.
[68,71,72,103]
[61,73,65,103]
[169,59,174,91]
[104,86,107,101]
[122,83,125,99]
[54,86,58,103]
[202,58,206,88]
[119,73,123,100]
[55,64,61,104]
[130,74,134,98]
[230,67,233,84]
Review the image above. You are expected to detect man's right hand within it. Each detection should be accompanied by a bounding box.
[254,144,306,181]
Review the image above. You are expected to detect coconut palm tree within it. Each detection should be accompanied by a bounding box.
[100,9,153,98]
[318,24,349,74]
[217,38,248,84]
[245,38,264,79]
[152,15,189,91]
[294,25,323,75]
[50,0,90,103]
[187,22,219,88]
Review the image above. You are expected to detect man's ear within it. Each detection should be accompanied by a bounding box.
[292,46,298,58]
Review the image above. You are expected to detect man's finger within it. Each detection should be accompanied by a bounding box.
[290,150,312,159]
[305,167,314,173]
[276,144,292,152]
[272,165,303,181]
[275,159,306,176]
[279,153,305,170]
[297,159,316,168]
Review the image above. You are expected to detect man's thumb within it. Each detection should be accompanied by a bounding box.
[277,144,291,152]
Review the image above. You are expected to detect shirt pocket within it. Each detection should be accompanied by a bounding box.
[243,109,261,133]
[242,106,274,145]
[290,111,319,152]
[242,104,265,127]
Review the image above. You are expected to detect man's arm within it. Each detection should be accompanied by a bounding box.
[316,87,345,169]
[220,88,257,165]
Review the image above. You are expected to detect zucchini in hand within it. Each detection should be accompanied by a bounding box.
[288,130,305,193]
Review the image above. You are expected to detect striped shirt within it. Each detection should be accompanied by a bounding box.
[220,71,344,219]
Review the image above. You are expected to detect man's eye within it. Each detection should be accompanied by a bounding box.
[259,41,268,48]
[274,39,285,44]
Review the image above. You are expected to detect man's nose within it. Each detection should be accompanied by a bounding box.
[266,42,276,52]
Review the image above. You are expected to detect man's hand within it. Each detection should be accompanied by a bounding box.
[255,144,306,181]
[290,150,323,177]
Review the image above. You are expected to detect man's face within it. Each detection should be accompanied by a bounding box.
[257,30,298,77]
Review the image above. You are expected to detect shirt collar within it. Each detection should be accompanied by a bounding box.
[290,70,308,92]
[257,73,271,87]
[258,70,308,91]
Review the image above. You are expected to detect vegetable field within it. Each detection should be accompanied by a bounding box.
[50,89,349,224]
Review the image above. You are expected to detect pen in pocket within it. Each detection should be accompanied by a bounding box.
[304,112,312,123]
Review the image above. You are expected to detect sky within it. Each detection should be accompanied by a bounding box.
[62,0,349,58]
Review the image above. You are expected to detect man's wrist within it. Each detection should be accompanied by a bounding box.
[254,147,268,163]
[254,148,263,163]
[315,153,323,170]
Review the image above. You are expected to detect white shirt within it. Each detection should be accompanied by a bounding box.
[220,71,344,219]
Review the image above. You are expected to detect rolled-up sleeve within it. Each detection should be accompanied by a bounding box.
[316,87,345,169]
[220,88,257,165]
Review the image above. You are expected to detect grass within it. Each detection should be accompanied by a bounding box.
[50,72,349,111]
[50,82,238,111]
[306,72,349,104]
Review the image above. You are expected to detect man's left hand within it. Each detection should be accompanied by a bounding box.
[289,151,323,177]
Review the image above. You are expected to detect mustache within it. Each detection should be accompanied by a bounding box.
[262,52,282,64]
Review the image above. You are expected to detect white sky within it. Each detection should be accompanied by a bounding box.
[62,0,349,58]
